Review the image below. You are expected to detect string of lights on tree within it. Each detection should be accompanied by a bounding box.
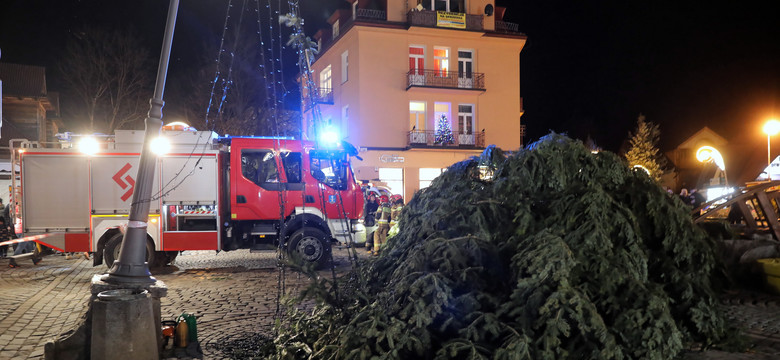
[435,114,454,145]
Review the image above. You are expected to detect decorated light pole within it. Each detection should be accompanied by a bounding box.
[763,119,780,179]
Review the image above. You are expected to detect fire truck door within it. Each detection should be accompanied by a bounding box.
[232,148,284,220]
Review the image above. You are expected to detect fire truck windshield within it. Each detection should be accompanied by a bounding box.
[310,150,349,190]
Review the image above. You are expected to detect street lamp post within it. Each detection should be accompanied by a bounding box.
[696,146,728,186]
[763,119,780,180]
[101,0,179,284]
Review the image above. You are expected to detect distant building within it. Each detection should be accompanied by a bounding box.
[667,126,770,191]
[0,62,62,149]
[0,62,62,204]
[302,0,526,199]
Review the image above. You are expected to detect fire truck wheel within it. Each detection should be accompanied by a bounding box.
[288,228,331,269]
[103,233,157,269]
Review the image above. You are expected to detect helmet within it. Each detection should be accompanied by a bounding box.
[380,195,389,204]
[391,194,403,204]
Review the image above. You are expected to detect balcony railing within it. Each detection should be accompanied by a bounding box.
[407,69,485,90]
[355,8,386,21]
[407,130,485,148]
[304,87,333,109]
[495,21,519,33]
[407,10,483,31]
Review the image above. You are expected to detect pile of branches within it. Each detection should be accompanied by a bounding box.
[269,134,728,360]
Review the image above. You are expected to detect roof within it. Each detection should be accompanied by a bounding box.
[676,126,728,149]
[0,62,48,97]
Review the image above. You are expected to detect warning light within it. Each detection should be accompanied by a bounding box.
[150,137,171,155]
[78,137,100,156]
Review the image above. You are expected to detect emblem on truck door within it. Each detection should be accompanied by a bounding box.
[112,163,136,201]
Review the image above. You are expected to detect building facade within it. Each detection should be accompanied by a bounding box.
[0,63,61,147]
[303,0,526,199]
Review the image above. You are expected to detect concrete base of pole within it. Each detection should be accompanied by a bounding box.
[91,289,158,360]
[43,276,168,359]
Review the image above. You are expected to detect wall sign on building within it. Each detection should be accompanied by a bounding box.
[436,11,466,29]
[380,154,405,163]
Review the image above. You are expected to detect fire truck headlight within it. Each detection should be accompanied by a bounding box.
[150,137,170,155]
[78,137,100,156]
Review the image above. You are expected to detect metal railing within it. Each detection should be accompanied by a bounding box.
[407,130,485,148]
[406,69,485,90]
[495,21,519,33]
[355,8,386,21]
[306,87,333,107]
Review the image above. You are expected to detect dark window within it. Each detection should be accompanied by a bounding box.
[281,152,302,183]
[310,150,348,190]
[241,149,279,187]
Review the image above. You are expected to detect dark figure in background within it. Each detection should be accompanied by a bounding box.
[2,201,10,228]
[679,188,694,207]
[0,217,9,258]
[363,193,379,252]
[364,193,379,227]
[690,189,706,209]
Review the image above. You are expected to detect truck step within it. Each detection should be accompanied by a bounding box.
[250,224,277,235]
[250,244,278,252]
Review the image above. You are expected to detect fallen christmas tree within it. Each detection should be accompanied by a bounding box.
[269,134,729,360]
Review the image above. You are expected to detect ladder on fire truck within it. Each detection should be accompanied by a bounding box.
[6,139,45,263]
[208,0,363,327]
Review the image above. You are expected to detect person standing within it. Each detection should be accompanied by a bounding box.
[372,195,391,256]
[389,196,404,234]
[0,217,9,258]
[363,193,379,253]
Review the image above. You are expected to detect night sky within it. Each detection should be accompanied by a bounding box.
[1,0,779,152]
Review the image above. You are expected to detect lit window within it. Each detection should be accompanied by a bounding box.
[434,47,448,77]
[341,51,349,83]
[379,168,404,199]
[409,101,426,130]
[332,19,340,38]
[419,168,444,189]
[409,46,424,75]
[319,65,332,95]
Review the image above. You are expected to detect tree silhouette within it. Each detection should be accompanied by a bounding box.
[59,27,153,133]
[625,113,666,181]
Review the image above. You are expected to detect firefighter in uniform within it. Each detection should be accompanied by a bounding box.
[389,195,404,234]
[373,195,392,256]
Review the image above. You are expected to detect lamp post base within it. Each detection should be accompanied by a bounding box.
[101,262,156,285]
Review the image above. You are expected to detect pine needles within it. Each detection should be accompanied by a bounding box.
[268,134,728,360]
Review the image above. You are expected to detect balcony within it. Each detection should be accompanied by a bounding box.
[304,87,333,109]
[407,10,483,31]
[407,130,485,148]
[407,69,485,90]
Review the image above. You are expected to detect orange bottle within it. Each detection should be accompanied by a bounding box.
[175,317,189,348]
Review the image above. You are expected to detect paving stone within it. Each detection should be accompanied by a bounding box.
[3,248,780,359]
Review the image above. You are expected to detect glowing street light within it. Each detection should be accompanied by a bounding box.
[763,119,780,177]
[696,145,727,186]
[632,164,650,175]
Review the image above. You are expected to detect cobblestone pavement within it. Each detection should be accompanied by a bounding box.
[1,247,779,359]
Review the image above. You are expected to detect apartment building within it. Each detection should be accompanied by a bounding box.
[303,0,526,199]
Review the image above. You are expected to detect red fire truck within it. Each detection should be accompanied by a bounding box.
[11,126,364,268]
